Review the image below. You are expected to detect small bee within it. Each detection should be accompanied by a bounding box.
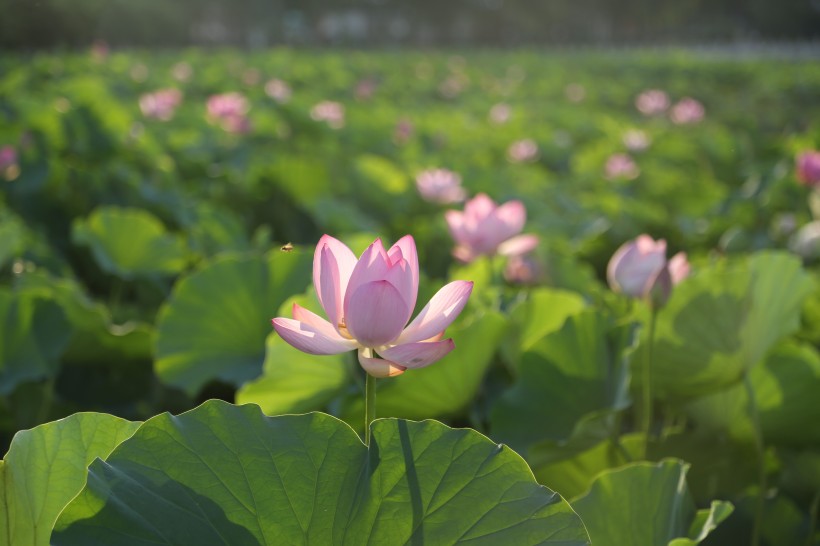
[280,242,294,252]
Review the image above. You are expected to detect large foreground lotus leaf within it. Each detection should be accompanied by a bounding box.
[0,413,140,546]
[683,341,820,448]
[491,310,635,452]
[572,459,733,546]
[340,310,508,424]
[647,252,812,400]
[155,249,313,395]
[0,288,72,395]
[72,206,188,279]
[53,401,589,545]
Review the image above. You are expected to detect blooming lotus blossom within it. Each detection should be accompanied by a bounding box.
[311,101,345,129]
[416,168,466,204]
[605,153,640,180]
[635,89,670,116]
[622,129,651,152]
[796,150,820,188]
[207,92,251,134]
[607,235,690,308]
[507,139,539,163]
[265,78,292,103]
[272,235,473,378]
[670,97,705,125]
[445,193,539,263]
[139,89,182,121]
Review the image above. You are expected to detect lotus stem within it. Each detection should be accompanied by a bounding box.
[641,307,658,457]
[743,372,766,546]
[364,362,377,447]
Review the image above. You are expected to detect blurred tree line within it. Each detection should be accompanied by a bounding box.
[1,0,818,49]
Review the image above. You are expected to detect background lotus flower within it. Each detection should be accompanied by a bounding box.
[607,235,690,307]
[503,254,543,285]
[670,97,705,124]
[393,118,414,144]
[605,153,640,180]
[265,78,292,103]
[565,83,586,103]
[445,193,538,263]
[796,150,820,188]
[311,100,345,129]
[0,145,19,181]
[635,89,670,116]
[622,129,651,152]
[507,138,539,163]
[415,168,466,204]
[207,92,251,133]
[488,102,511,124]
[272,235,473,378]
[139,89,182,121]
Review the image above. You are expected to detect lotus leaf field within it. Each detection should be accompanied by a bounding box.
[1,48,820,545]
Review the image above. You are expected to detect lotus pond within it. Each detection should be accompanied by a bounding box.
[1,48,820,545]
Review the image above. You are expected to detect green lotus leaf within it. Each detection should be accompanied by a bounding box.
[341,310,508,424]
[53,400,589,545]
[0,412,140,546]
[0,287,72,395]
[573,459,733,546]
[72,206,188,279]
[154,249,313,395]
[646,251,813,400]
[491,310,635,452]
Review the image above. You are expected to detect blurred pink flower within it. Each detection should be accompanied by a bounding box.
[507,139,539,163]
[355,78,378,101]
[635,89,670,116]
[445,193,539,263]
[207,92,249,119]
[139,89,182,121]
[0,145,19,181]
[416,168,466,204]
[393,118,414,144]
[265,78,292,103]
[565,83,586,103]
[504,254,543,285]
[207,92,251,133]
[489,103,512,125]
[311,101,345,129]
[796,150,820,188]
[670,97,705,125]
[272,235,473,378]
[605,153,640,180]
[622,129,651,152]
[607,235,689,308]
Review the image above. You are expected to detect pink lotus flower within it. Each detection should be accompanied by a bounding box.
[507,139,539,163]
[0,145,19,181]
[504,254,543,285]
[605,153,640,181]
[670,97,705,125]
[635,89,670,116]
[393,118,414,144]
[796,150,820,188]
[607,235,689,308]
[416,168,466,204]
[311,101,345,129]
[139,89,182,121]
[272,235,473,378]
[445,193,539,263]
[355,78,378,101]
[171,62,193,82]
[207,92,251,134]
[265,79,292,103]
[565,83,586,103]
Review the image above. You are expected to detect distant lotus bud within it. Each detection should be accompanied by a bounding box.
[605,153,640,180]
[171,62,193,82]
[607,235,690,308]
[415,168,466,204]
[503,254,543,285]
[670,97,705,125]
[310,101,345,129]
[635,89,669,116]
[790,221,820,260]
[507,139,539,163]
[0,145,19,181]
[489,103,512,124]
[796,150,820,188]
[265,79,292,103]
[393,118,414,144]
[565,83,586,103]
[139,89,182,121]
